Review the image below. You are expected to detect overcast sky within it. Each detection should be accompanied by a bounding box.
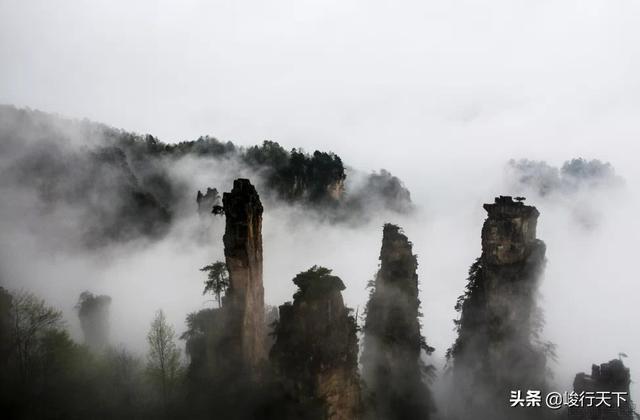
[2,0,640,403]
[1,0,639,179]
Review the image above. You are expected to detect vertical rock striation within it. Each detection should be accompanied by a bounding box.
[448,196,549,419]
[182,179,267,418]
[222,178,266,375]
[361,224,434,419]
[570,359,634,420]
[270,266,361,420]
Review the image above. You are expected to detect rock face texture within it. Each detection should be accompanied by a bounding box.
[448,196,549,420]
[222,178,266,375]
[270,266,361,420]
[570,359,634,420]
[76,291,111,351]
[326,178,345,201]
[361,224,434,420]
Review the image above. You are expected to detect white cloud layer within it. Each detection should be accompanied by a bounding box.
[1,0,639,407]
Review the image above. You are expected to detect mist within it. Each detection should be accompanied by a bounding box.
[1,108,637,406]
[1,0,639,418]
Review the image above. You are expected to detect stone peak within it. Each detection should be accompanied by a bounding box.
[483,195,539,220]
[292,266,346,297]
[232,178,257,192]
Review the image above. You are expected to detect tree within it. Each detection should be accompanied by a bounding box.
[200,261,229,307]
[146,309,181,408]
[0,287,12,368]
[101,346,146,416]
[9,290,64,384]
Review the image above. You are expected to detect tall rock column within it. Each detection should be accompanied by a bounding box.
[448,196,549,420]
[361,224,434,420]
[570,359,634,420]
[222,178,266,374]
[76,291,112,351]
[270,266,361,420]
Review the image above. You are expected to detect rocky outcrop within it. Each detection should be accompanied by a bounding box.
[447,196,549,420]
[76,291,111,351]
[326,179,345,201]
[196,187,221,215]
[270,266,361,420]
[570,359,634,420]
[361,224,434,419]
[181,179,267,418]
[222,178,266,375]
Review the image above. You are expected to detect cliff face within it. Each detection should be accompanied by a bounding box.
[448,196,548,420]
[222,178,266,374]
[326,179,345,201]
[570,360,634,420]
[361,224,434,420]
[270,266,361,420]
